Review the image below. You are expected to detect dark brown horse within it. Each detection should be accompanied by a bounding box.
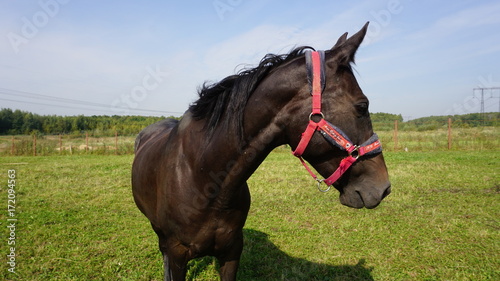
[132,22,391,281]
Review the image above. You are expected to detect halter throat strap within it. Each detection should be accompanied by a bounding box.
[292,50,382,189]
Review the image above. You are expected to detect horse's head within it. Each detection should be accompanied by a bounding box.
[284,23,391,209]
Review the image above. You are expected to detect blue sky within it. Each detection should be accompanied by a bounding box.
[1,0,499,119]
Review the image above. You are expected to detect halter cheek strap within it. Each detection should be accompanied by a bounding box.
[292,50,382,190]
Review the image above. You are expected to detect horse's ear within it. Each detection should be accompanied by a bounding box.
[329,22,369,66]
[332,32,348,49]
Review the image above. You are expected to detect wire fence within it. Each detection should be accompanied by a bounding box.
[373,118,499,152]
[0,119,499,156]
[0,132,136,156]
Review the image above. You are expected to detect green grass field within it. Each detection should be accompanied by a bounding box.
[0,149,498,280]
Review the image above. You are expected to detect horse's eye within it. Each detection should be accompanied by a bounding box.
[355,102,369,115]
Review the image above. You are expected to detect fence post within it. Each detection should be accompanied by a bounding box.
[59,134,62,154]
[11,136,15,155]
[115,131,118,155]
[33,134,37,156]
[86,132,89,153]
[448,118,452,150]
[393,120,399,151]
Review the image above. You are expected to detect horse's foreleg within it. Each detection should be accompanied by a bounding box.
[219,259,240,281]
[163,252,173,281]
[154,225,188,281]
[217,231,244,281]
[160,246,188,281]
[165,243,189,281]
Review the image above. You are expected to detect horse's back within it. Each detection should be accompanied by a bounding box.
[134,118,179,154]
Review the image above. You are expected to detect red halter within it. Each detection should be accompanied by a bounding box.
[292,50,382,191]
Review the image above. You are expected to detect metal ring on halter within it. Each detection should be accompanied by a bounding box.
[316,179,331,192]
[349,145,361,159]
[309,112,325,121]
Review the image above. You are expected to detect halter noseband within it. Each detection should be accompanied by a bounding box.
[292,50,382,191]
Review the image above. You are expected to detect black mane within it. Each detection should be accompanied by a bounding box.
[189,46,314,137]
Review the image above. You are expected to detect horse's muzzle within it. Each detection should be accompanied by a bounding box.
[339,182,391,209]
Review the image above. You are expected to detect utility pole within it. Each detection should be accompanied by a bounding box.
[473,88,485,124]
[474,87,500,111]
[473,87,500,125]
[490,88,500,112]
[472,88,486,114]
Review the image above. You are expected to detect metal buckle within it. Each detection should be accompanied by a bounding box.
[316,179,331,192]
[349,145,361,159]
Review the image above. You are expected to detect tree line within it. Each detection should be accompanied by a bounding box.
[369,112,499,131]
[0,108,498,136]
[0,108,171,136]
[396,112,499,131]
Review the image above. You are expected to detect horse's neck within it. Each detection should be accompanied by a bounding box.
[174,103,284,209]
[177,63,302,206]
[205,121,283,207]
[199,113,282,180]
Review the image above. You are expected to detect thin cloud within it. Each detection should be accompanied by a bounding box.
[408,2,500,41]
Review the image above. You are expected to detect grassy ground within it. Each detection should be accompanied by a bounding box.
[0,149,498,280]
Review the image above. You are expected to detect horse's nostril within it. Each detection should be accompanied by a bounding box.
[382,185,391,199]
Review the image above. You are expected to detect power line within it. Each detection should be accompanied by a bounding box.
[0,87,183,115]
[0,87,114,108]
[0,96,173,115]
[0,97,165,115]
